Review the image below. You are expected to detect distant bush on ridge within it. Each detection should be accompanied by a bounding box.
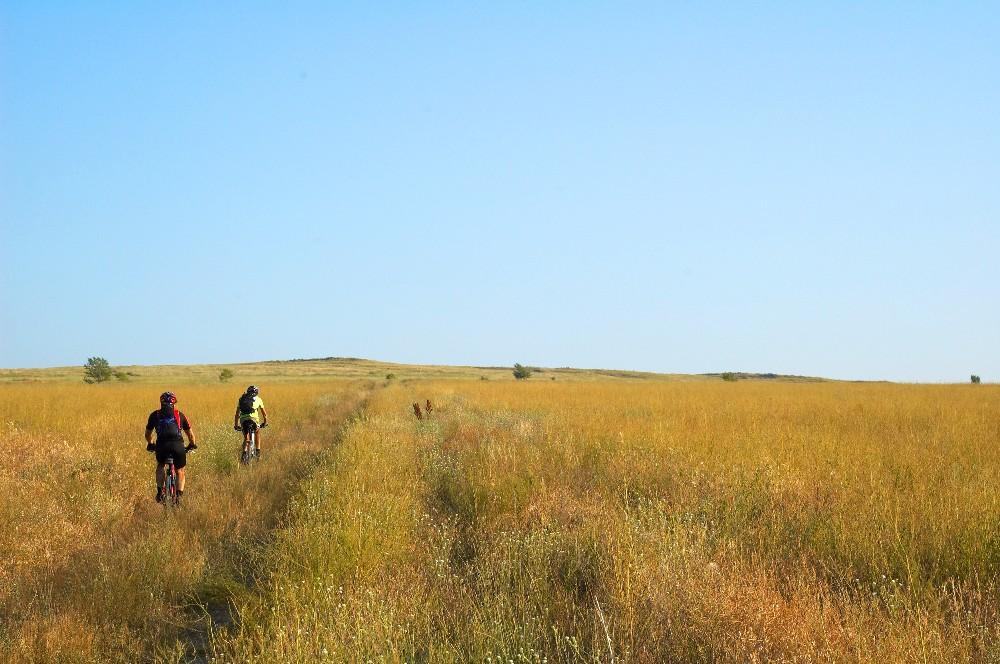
[83,357,113,384]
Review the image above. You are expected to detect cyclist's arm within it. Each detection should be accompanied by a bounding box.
[144,428,154,444]
[258,406,268,425]
[234,407,241,427]
[181,413,197,447]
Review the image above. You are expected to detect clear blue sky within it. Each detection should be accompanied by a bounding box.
[2,3,997,381]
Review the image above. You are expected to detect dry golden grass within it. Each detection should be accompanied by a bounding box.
[0,380,371,663]
[6,376,999,662]
[214,380,1000,663]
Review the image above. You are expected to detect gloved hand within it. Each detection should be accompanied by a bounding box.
[146,442,156,452]
[260,422,268,429]
[234,425,241,431]
[185,443,197,452]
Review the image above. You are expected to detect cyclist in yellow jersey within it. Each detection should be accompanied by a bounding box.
[234,385,268,458]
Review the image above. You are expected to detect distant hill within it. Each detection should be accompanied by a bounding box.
[700,371,828,383]
[0,357,830,384]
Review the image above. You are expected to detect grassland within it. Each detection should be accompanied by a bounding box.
[213,379,1000,662]
[2,362,997,662]
[0,379,372,662]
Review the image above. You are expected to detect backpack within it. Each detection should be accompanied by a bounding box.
[238,393,256,416]
[156,407,182,439]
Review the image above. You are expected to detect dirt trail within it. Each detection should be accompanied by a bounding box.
[176,385,376,664]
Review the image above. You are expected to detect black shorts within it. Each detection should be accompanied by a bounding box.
[240,420,259,435]
[155,439,187,468]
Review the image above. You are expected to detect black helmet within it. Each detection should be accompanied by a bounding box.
[160,391,177,405]
[246,385,259,397]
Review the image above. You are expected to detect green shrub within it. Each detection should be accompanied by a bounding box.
[219,368,234,383]
[721,372,738,382]
[513,363,532,380]
[83,357,113,384]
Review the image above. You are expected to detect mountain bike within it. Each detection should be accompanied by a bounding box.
[238,421,266,465]
[150,444,194,506]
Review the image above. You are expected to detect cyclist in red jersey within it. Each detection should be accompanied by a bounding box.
[145,391,198,502]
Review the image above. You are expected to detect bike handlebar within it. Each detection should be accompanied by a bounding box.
[146,445,197,453]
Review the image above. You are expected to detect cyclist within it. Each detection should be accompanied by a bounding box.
[145,391,197,503]
[234,385,268,459]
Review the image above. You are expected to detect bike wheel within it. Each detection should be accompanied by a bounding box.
[240,426,258,465]
[164,461,176,505]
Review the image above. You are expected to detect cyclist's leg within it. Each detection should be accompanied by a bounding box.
[155,462,166,500]
[175,450,187,492]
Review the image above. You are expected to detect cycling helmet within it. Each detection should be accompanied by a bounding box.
[160,391,177,405]
[246,385,259,397]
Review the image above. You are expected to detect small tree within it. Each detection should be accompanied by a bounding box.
[513,363,532,380]
[219,368,234,383]
[971,375,981,384]
[721,372,738,382]
[84,357,113,383]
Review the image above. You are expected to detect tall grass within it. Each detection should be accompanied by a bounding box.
[0,380,370,663]
[216,381,1000,662]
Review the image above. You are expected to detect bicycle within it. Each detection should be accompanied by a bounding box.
[237,421,266,465]
[149,444,195,506]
